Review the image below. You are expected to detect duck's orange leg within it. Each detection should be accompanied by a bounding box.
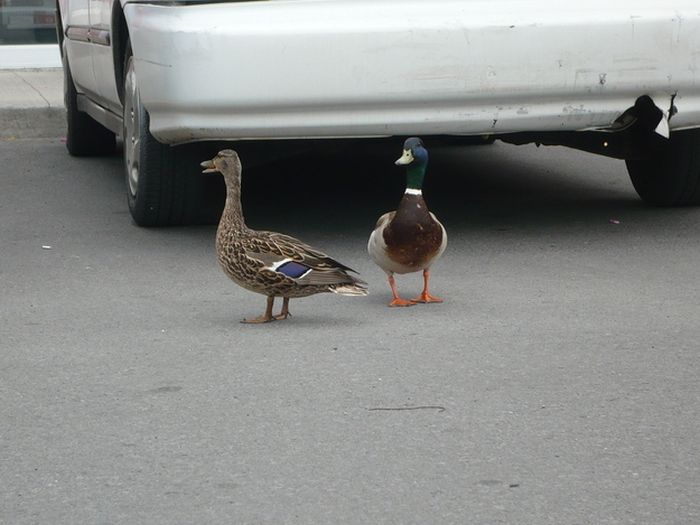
[388,274,416,307]
[242,296,276,323]
[412,269,443,304]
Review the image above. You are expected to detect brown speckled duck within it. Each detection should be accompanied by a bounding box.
[202,149,368,323]
[368,138,447,307]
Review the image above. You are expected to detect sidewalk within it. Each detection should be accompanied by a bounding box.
[0,68,65,139]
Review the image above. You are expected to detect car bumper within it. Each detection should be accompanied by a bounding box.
[124,0,700,144]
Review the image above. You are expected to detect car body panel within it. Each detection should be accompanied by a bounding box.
[59,0,97,96]
[90,0,122,113]
[63,0,700,144]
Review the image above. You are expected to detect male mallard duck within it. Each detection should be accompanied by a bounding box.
[368,137,447,307]
[202,149,368,323]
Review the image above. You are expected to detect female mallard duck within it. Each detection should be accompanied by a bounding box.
[368,137,447,307]
[202,149,368,323]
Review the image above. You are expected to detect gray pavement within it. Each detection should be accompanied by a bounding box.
[0,68,64,139]
[1,138,700,524]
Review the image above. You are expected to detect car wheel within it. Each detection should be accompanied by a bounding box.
[63,57,116,156]
[122,43,216,226]
[625,129,700,206]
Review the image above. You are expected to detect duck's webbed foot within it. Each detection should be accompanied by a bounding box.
[241,296,277,324]
[387,274,416,307]
[389,297,417,307]
[412,292,443,304]
[411,269,443,304]
[241,314,275,324]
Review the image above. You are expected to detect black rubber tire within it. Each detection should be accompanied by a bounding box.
[625,129,700,206]
[63,57,116,156]
[123,43,220,226]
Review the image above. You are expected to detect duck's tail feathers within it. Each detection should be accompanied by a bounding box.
[331,280,369,297]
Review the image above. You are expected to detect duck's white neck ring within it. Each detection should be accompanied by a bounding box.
[405,188,422,195]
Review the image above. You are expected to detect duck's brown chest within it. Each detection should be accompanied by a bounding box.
[383,195,443,268]
[216,229,249,281]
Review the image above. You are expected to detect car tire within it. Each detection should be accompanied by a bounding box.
[63,57,116,156]
[122,43,219,226]
[625,129,700,206]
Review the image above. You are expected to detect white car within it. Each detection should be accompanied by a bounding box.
[56,0,700,226]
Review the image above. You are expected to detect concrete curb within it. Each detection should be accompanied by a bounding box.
[0,69,66,140]
[1,107,66,139]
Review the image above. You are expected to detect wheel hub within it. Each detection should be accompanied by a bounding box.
[124,57,140,198]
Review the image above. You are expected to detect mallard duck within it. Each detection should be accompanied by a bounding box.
[201,149,368,323]
[368,137,447,307]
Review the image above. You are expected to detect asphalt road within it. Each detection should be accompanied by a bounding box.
[1,138,699,524]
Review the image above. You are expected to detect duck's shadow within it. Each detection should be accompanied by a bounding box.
[206,311,368,329]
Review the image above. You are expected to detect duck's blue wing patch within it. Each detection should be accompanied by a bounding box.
[276,260,311,279]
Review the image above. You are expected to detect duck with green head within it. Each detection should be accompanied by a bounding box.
[368,137,447,307]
